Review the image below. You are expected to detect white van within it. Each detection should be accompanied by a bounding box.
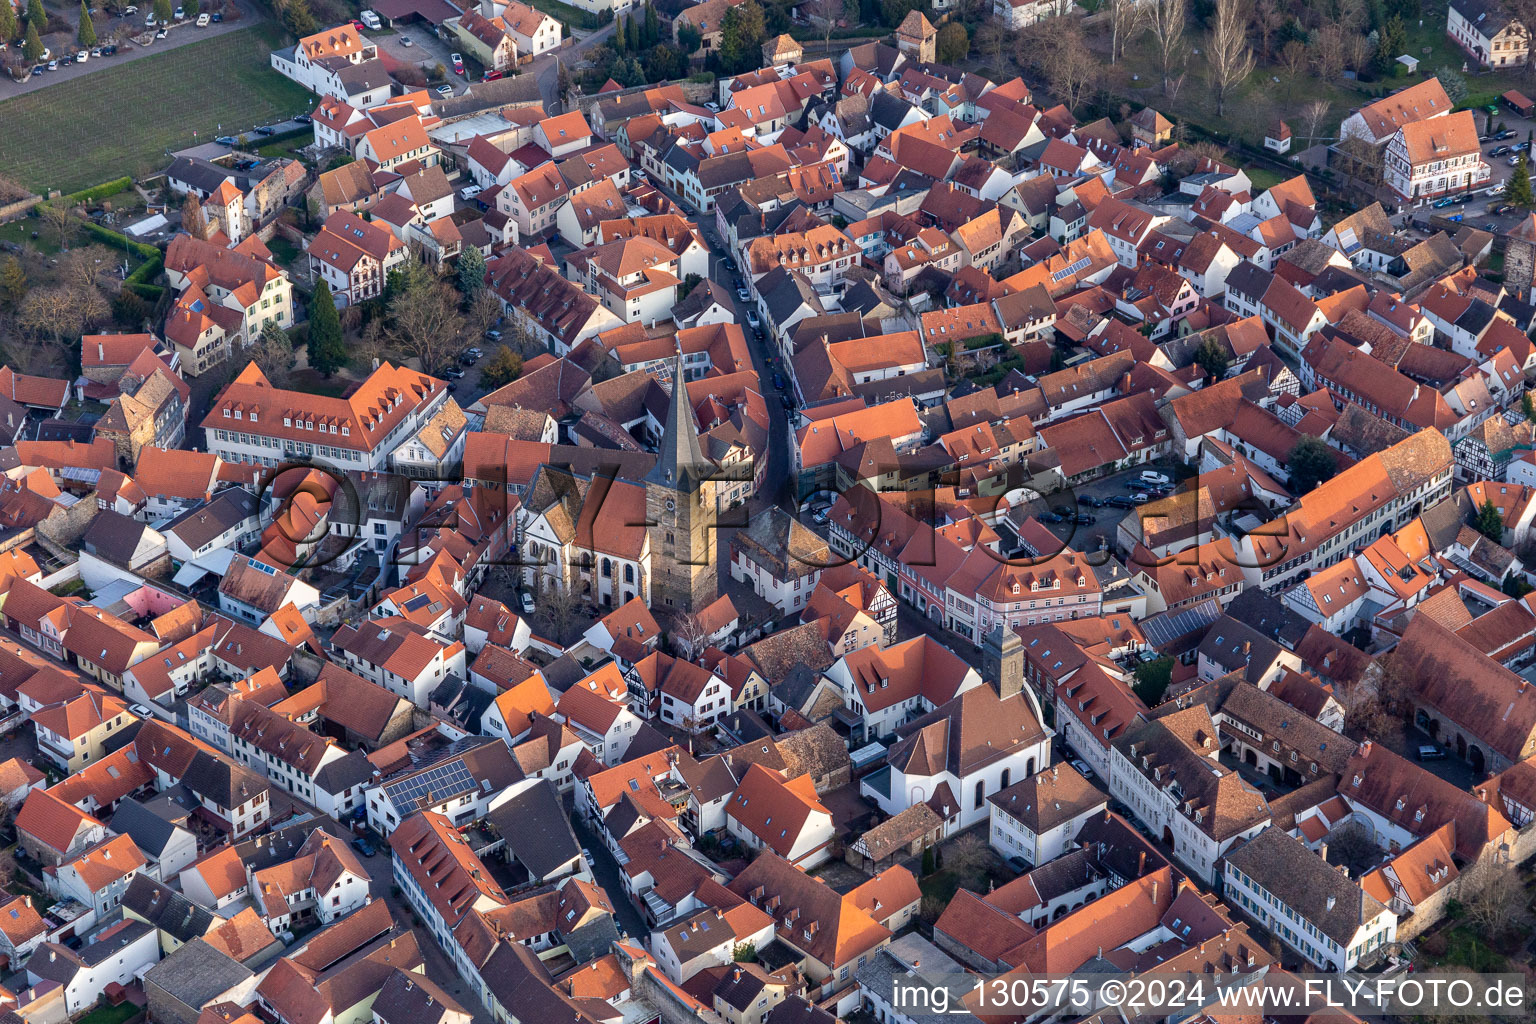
[1139,470,1171,486]
[360,9,382,29]
[459,184,484,202]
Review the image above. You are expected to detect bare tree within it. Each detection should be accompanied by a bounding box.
[1311,23,1347,80]
[1459,855,1523,939]
[181,193,208,240]
[1252,0,1284,58]
[1146,0,1189,97]
[1208,0,1255,116]
[388,276,465,375]
[58,245,114,293]
[1299,98,1332,146]
[1279,39,1308,78]
[672,611,712,661]
[466,289,503,339]
[1108,0,1145,64]
[1048,28,1101,114]
[17,285,107,347]
[805,0,844,53]
[537,575,581,644]
[1323,821,1380,876]
[40,204,76,251]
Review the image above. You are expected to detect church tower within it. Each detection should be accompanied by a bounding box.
[645,357,718,615]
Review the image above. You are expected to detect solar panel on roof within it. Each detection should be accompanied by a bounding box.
[1052,256,1091,283]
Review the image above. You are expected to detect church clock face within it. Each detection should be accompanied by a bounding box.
[666,499,675,512]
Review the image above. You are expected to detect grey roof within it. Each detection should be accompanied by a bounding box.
[489,779,582,879]
[1224,261,1272,301]
[143,937,255,1004]
[332,57,393,96]
[165,489,259,548]
[674,279,733,323]
[109,799,185,859]
[1225,826,1387,945]
[164,156,241,196]
[122,874,215,944]
[372,967,468,1024]
[765,997,839,1024]
[869,91,920,132]
[181,749,271,810]
[81,509,153,564]
[1195,615,1285,683]
[854,936,969,1024]
[314,748,376,795]
[644,356,710,494]
[1225,588,1310,649]
[758,266,826,326]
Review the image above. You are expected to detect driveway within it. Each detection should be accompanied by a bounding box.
[3,1,259,96]
[571,814,648,941]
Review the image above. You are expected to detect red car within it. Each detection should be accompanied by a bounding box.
[483,69,504,81]
[351,20,366,30]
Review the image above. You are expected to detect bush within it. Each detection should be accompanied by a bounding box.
[688,71,714,83]
[61,177,132,206]
[125,255,162,287]
[125,283,165,301]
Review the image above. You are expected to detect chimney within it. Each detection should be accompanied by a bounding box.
[1318,842,1328,863]
[1137,850,1146,875]
[1326,895,1337,911]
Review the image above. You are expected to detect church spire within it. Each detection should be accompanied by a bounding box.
[645,355,708,493]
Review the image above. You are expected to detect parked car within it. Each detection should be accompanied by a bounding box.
[155,27,167,37]
[459,184,483,201]
[174,5,184,17]
[1037,512,1064,523]
[780,394,795,411]
[736,286,750,301]
[1432,196,1458,208]
[1080,495,1104,507]
[1070,758,1094,779]
[399,34,413,46]
[484,329,502,341]
[46,59,57,69]
[129,703,155,719]
[451,53,464,75]
[361,9,382,29]
[1129,492,1149,504]
[123,4,137,12]
[351,19,367,30]
[1072,513,1096,525]
[519,591,536,616]
[215,135,238,146]
[145,12,156,25]
[465,346,483,357]
[210,9,221,19]
[254,125,277,135]
[1051,504,1073,516]
[75,50,87,62]
[1139,470,1170,485]
[1491,146,1511,156]
[745,308,760,328]
[483,69,503,81]
[1416,744,1446,761]
[772,372,785,390]
[445,368,465,379]
[1498,129,1519,139]
[196,12,208,25]
[436,84,453,97]
[351,837,378,857]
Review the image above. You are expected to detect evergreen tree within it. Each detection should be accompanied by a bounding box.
[1287,436,1338,494]
[185,0,199,15]
[307,281,347,377]
[0,1,17,46]
[154,0,172,25]
[0,256,26,309]
[1374,16,1407,74]
[1510,155,1535,209]
[26,0,43,34]
[78,2,96,48]
[1475,499,1506,543]
[23,22,43,62]
[644,4,658,47]
[614,14,627,51]
[457,244,486,299]
[626,12,639,52]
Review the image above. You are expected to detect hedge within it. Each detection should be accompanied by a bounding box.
[125,283,165,302]
[80,221,160,260]
[60,177,133,206]
[125,255,163,288]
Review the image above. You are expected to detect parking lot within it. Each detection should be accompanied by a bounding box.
[4,1,255,96]
[1013,463,1181,555]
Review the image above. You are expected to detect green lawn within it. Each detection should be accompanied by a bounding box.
[75,1002,142,1024]
[0,24,314,193]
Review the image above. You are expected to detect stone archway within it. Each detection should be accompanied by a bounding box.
[1470,745,1486,776]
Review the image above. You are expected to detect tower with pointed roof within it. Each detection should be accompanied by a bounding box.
[645,357,717,615]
